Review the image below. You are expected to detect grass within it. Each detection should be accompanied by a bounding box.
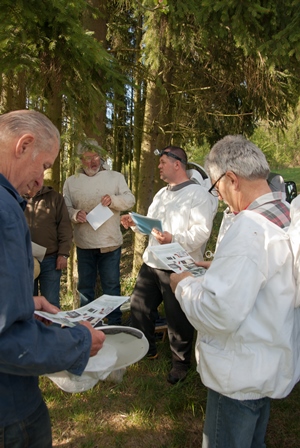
[41,338,300,447]
[42,167,300,447]
[276,167,300,190]
[41,341,206,448]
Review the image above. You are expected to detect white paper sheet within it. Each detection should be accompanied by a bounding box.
[149,242,206,277]
[86,203,114,230]
[34,294,129,328]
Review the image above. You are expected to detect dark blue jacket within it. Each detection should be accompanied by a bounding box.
[0,174,91,426]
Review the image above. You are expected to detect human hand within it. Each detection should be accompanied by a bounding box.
[195,260,211,269]
[120,214,134,229]
[56,255,68,270]
[76,210,87,223]
[151,229,172,244]
[33,296,60,325]
[170,272,192,293]
[79,321,106,357]
[101,194,112,207]
[34,295,60,313]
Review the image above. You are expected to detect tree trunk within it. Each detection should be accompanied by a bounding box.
[84,0,107,144]
[132,75,161,276]
[132,15,145,200]
[43,93,63,192]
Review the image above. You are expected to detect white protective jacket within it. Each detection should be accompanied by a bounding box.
[175,197,300,400]
[63,170,135,249]
[288,195,300,307]
[143,176,218,268]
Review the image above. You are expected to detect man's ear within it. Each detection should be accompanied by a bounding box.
[175,160,181,170]
[226,171,239,189]
[15,134,35,159]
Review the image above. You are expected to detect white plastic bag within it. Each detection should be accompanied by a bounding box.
[45,326,149,393]
[45,342,118,392]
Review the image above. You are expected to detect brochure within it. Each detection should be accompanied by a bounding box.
[148,242,206,277]
[34,294,130,328]
[129,212,163,235]
[86,203,114,230]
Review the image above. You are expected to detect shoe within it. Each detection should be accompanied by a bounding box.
[167,367,188,385]
[155,331,163,341]
[146,350,158,360]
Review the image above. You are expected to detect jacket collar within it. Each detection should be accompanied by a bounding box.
[0,173,27,211]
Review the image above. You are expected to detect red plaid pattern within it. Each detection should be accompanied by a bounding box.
[248,192,290,229]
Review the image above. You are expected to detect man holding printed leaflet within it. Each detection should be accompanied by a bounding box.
[121,146,217,384]
[63,139,135,325]
[170,135,300,447]
[0,110,105,447]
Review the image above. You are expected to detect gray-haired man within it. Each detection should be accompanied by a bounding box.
[171,135,299,447]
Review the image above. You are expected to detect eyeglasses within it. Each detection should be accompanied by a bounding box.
[154,149,186,164]
[81,154,100,162]
[208,173,226,197]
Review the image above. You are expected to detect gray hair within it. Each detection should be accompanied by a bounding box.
[0,109,60,156]
[204,135,270,181]
[77,138,104,157]
[76,138,107,172]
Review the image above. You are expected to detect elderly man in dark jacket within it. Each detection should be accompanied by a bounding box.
[25,185,73,307]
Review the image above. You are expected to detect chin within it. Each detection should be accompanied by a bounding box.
[84,168,100,177]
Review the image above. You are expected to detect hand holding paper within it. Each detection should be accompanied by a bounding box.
[120,214,135,229]
[86,203,114,230]
[148,242,206,277]
[80,321,106,356]
[151,228,172,244]
[34,294,129,328]
[129,212,163,235]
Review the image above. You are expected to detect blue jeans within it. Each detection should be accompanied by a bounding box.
[34,255,61,308]
[202,389,271,448]
[0,400,52,448]
[77,246,122,325]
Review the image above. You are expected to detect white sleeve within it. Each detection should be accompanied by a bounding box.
[175,242,265,335]
[63,179,80,223]
[109,174,136,211]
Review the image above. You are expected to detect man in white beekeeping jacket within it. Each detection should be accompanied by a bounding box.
[121,146,218,385]
[170,135,300,448]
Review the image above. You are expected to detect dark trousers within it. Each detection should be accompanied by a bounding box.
[130,263,194,368]
[0,400,52,448]
[34,255,61,308]
[77,246,122,325]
